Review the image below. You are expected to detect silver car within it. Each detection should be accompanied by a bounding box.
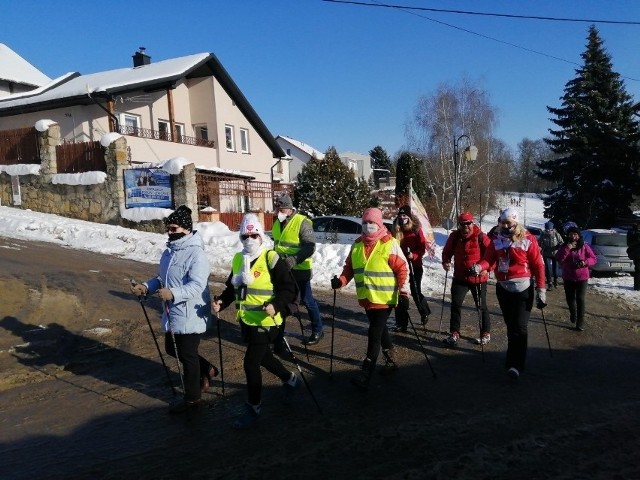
[581,229,634,275]
[311,215,393,244]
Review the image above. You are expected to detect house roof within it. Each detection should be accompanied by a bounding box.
[0,44,51,87]
[276,135,324,159]
[0,49,285,158]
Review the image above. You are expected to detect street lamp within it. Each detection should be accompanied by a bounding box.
[452,135,478,220]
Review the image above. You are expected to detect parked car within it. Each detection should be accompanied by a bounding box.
[311,215,393,244]
[581,229,634,275]
[525,225,543,242]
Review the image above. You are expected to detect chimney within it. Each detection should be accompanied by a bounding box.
[132,47,151,67]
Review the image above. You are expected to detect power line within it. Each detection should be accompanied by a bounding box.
[322,0,640,82]
[321,0,640,25]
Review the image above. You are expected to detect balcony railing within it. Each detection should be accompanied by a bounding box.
[117,125,215,148]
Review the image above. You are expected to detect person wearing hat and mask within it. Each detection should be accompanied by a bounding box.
[556,226,597,330]
[212,213,299,428]
[539,221,564,290]
[331,207,410,391]
[471,207,545,382]
[272,193,324,346]
[130,205,218,414]
[441,212,492,346]
[391,204,431,332]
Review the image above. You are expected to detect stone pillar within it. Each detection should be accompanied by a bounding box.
[38,124,60,181]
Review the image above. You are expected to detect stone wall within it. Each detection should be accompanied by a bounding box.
[0,125,196,233]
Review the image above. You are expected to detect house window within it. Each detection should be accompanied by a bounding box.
[195,125,208,141]
[158,120,170,140]
[122,114,141,135]
[175,123,185,142]
[225,125,235,151]
[240,128,249,153]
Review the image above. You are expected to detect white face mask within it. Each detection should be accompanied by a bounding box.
[242,237,262,255]
[277,212,288,223]
[362,223,379,234]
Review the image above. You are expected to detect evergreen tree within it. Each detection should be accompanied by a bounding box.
[395,151,429,203]
[369,145,393,180]
[540,25,640,228]
[294,146,373,216]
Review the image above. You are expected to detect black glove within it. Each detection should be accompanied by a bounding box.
[331,276,342,290]
[575,260,585,268]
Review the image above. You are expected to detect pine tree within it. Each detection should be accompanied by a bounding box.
[369,145,393,178]
[540,25,640,228]
[395,151,429,203]
[294,147,373,216]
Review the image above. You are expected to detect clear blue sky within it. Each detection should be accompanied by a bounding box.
[4,1,640,157]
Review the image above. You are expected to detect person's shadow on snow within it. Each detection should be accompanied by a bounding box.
[1,315,178,405]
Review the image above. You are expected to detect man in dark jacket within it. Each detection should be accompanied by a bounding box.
[627,222,640,291]
[441,212,492,345]
[539,221,564,289]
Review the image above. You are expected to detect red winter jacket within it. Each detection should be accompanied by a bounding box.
[442,225,491,284]
[478,231,546,288]
[399,228,427,268]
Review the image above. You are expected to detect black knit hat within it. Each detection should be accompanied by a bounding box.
[398,205,411,216]
[165,205,193,231]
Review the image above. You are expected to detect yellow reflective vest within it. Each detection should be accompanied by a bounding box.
[272,214,312,271]
[351,239,399,305]
[231,250,282,327]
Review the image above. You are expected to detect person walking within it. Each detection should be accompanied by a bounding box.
[212,213,300,428]
[472,207,545,382]
[555,226,597,330]
[539,221,564,290]
[331,207,410,391]
[441,212,492,346]
[390,204,431,332]
[272,193,324,345]
[130,205,218,414]
[627,222,640,291]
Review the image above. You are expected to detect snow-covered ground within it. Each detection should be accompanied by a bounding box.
[0,193,638,308]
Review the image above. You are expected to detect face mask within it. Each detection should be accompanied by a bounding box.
[277,212,288,223]
[242,237,262,255]
[168,232,187,242]
[500,225,516,236]
[400,216,410,225]
[362,223,379,234]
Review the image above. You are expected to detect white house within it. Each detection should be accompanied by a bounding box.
[275,135,324,181]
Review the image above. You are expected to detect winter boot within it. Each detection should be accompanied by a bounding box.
[379,348,398,376]
[233,402,261,429]
[281,371,300,405]
[351,358,374,392]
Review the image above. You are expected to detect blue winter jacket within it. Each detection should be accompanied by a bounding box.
[144,231,211,334]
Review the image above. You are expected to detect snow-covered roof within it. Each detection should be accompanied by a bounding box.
[276,135,324,159]
[0,53,210,109]
[339,151,371,162]
[0,44,51,88]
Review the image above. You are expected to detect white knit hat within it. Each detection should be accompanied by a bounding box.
[239,213,267,242]
[499,207,519,223]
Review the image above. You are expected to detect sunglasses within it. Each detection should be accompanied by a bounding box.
[166,226,181,232]
[459,221,472,226]
[241,234,260,240]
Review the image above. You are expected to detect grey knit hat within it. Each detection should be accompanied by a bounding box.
[275,193,294,210]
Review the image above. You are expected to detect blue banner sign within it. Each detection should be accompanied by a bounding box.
[124,169,172,208]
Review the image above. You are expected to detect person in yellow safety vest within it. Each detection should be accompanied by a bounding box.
[213,213,299,428]
[272,193,324,346]
[331,207,410,392]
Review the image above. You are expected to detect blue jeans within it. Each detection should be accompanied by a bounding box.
[544,256,558,286]
[297,279,323,334]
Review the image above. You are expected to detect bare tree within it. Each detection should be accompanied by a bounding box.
[406,77,499,222]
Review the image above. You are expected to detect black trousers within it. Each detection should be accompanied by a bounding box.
[495,283,533,372]
[396,266,431,327]
[164,332,212,402]
[365,307,394,366]
[449,279,491,335]
[634,259,640,291]
[242,324,291,406]
[563,279,588,327]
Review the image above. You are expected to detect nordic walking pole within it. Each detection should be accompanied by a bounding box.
[329,284,337,377]
[407,309,437,379]
[130,279,176,396]
[538,302,553,357]
[213,296,225,396]
[438,271,449,335]
[471,283,485,363]
[170,329,186,394]
[289,303,310,362]
[282,335,323,414]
